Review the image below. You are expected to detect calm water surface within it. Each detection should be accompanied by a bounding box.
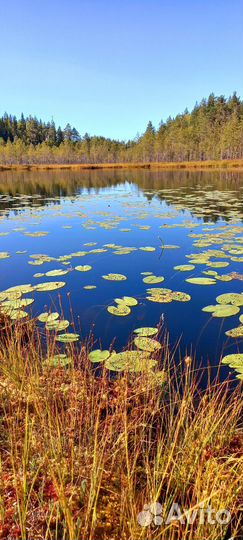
[0,168,242,372]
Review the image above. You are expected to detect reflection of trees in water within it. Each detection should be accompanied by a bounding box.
[0,169,242,222]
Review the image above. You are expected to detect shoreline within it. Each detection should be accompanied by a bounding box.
[0,158,243,172]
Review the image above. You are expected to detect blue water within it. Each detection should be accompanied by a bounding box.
[0,168,242,372]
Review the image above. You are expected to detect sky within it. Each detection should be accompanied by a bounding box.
[0,0,242,140]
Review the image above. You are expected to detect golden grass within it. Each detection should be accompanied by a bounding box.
[0,159,243,172]
[0,318,243,539]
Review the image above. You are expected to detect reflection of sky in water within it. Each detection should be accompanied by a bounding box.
[0,169,242,374]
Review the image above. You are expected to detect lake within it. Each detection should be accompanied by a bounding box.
[0,168,242,374]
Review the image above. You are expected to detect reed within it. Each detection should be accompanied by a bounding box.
[0,158,243,172]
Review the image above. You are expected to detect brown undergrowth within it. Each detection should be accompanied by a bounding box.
[0,318,243,539]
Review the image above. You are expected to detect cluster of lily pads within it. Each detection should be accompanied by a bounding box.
[88,326,165,375]
[202,293,243,336]
[146,287,191,304]
[107,296,138,316]
[222,354,243,380]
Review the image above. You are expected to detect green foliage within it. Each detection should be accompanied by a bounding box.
[0,93,242,163]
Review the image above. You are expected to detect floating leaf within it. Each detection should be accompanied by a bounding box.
[89,349,110,363]
[2,298,34,309]
[115,296,138,306]
[143,275,165,284]
[102,273,127,281]
[104,351,156,372]
[186,277,216,285]
[212,305,240,318]
[38,312,59,323]
[222,353,243,368]
[35,281,66,292]
[171,291,191,302]
[134,327,158,337]
[0,252,10,259]
[44,354,72,368]
[9,310,28,320]
[134,337,162,352]
[216,293,243,306]
[107,305,131,316]
[5,284,34,294]
[46,269,69,277]
[46,320,70,332]
[75,265,92,272]
[225,326,243,338]
[56,333,80,342]
[174,264,195,271]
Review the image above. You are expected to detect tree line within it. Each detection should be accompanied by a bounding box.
[0,93,242,164]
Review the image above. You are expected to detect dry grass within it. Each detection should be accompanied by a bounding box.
[0,159,243,172]
[0,318,243,539]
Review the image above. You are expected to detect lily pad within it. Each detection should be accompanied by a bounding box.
[104,351,156,372]
[46,269,69,277]
[115,296,138,306]
[134,327,158,337]
[134,337,162,352]
[35,281,66,292]
[9,310,28,320]
[102,273,127,281]
[186,277,216,285]
[38,312,60,323]
[107,305,131,316]
[46,320,70,332]
[56,333,80,343]
[89,349,110,363]
[44,354,72,367]
[225,326,243,338]
[143,275,165,284]
[174,264,195,271]
[216,293,243,306]
[212,305,240,318]
[75,265,92,272]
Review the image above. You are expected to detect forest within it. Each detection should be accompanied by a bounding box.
[0,93,242,164]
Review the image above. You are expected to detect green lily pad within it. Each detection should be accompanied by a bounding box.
[5,284,34,294]
[134,327,158,337]
[56,333,80,343]
[9,310,28,320]
[46,320,70,332]
[134,337,162,352]
[186,277,216,285]
[35,281,66,292]
[107,305,131,316]
[104,351,156,372]
[212,305,240,318]
[222,353,243,368]
[102,273,127,281]
[115,296,138,306]
[143,275,165,284]
[89,349,110,363]
[171,291,191,302]
[2,298,34,309]
[0,252,10,259]
[216,293,243,306]
[174,264,195,271]
[44,354,72,367]
[38,312,60,323]
[75,265,92,272]
[225,326,243,338]
[46,269,69,277]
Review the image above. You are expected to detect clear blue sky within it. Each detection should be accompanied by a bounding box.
[0,0,242,140]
